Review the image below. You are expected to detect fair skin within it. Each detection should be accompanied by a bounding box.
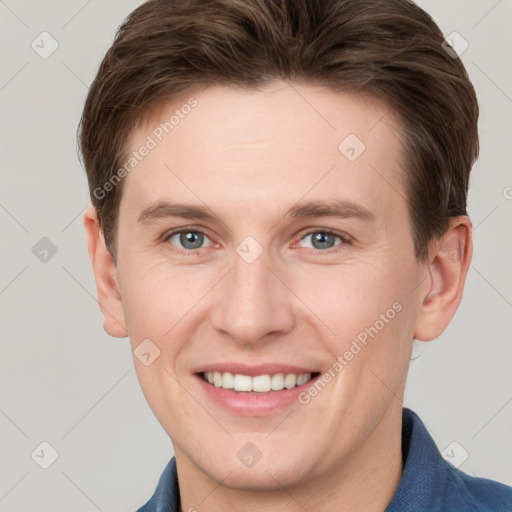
[84,81,471,512]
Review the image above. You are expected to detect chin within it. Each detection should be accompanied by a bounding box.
[193,446,314,492]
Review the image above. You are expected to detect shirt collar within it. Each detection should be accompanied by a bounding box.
[385,408,449,511]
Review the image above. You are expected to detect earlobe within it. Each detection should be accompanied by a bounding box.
[83,206,128,338]
[414,216,472,341]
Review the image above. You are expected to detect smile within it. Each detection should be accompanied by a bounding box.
[201,371,318,393]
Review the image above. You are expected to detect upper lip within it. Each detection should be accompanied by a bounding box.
[193,363,318,376]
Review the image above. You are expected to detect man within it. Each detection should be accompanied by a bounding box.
[80,0,512,510]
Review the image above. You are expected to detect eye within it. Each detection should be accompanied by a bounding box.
[166,229,214,251]
[297,229,347,252]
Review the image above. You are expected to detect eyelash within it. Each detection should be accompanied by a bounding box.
[163,227,215,255]
[297,228,351,255]
[163,227,351,255]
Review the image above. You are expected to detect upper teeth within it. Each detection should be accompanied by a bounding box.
[203,372,312,393]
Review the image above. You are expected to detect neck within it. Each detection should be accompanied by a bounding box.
[176,405,403,512]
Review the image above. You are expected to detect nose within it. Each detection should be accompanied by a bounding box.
[210,246,295,346]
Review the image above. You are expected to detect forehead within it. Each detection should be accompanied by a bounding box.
[121,81,405,222]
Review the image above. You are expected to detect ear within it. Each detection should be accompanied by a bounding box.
[414,216,472,341]
[83,206,128,338]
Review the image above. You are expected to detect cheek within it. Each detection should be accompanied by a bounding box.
[121,264,205,423]
[120,260,204,338]
[293,263,398,330]
[298,259,418,365]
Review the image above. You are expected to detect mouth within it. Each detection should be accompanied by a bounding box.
[193,364,322,414]
[199,371,320,393]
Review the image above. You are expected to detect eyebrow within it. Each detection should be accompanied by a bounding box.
[138,202,218,224]
[137,198,376,225]
[287,199,375,222]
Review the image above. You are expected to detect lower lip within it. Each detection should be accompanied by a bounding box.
[194,374,319,416]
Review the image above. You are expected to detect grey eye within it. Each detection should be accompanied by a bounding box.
[168,231,209,250]
[300,231,342,250]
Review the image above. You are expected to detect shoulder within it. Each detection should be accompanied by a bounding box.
[445,465,512,512]
[387,409,512,512]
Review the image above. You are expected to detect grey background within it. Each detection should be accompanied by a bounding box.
[0,1,511,510]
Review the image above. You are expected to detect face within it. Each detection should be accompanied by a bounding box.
[112,82,429,490]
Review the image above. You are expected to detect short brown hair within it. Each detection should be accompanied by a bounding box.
[79,0,478,261]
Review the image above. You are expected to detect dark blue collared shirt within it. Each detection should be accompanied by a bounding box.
[136,409,512,511]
